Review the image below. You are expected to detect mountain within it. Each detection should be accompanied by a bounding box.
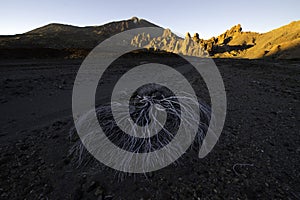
[132,21,300,59]
[238,21,300,59]
[0,17,157,49]
[0,17,299,59]
[0,17,158,58]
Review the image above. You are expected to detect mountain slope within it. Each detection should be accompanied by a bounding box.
[132,20,300,59]
[241,21,300,59]
[0,17,157,50]
[0,18,299,59]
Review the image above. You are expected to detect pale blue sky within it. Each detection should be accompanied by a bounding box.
[1,0,299,39]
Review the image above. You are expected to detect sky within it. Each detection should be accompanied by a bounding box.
[1,0,299,39]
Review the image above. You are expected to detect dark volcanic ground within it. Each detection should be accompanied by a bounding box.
[0,58,299,200]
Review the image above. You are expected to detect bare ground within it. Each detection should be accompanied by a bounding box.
[0,58,299,199]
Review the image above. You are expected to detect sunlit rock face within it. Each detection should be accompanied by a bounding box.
[130,24,250,57]
[131,21,300,59]
[131,29,208,57]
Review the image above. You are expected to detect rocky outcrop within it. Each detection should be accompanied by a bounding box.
[1,17,299,59]
[131,29,207,57]
[130,24,251,57]
[215,24,242,45]
[131,21,300,59]
[192,33,200,42]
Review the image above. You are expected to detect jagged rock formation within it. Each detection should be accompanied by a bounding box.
[0,17,299,59]
[131,20,300,59]
[131,24,256,57]
[131,29,208,57]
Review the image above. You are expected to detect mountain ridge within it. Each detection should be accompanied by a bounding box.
[0,17,158,49]
[132,20,300,59]
[0,17,299,59]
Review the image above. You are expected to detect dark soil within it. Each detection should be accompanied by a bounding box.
[0,58,299,199]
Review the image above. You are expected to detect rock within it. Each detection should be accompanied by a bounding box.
[131,17,139,24]
[130,21,300,59]
[162,28,172,38]
[192,33,200,42]
[131,29,208,57]
[185,32,191,38]
[229,24,242,34]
